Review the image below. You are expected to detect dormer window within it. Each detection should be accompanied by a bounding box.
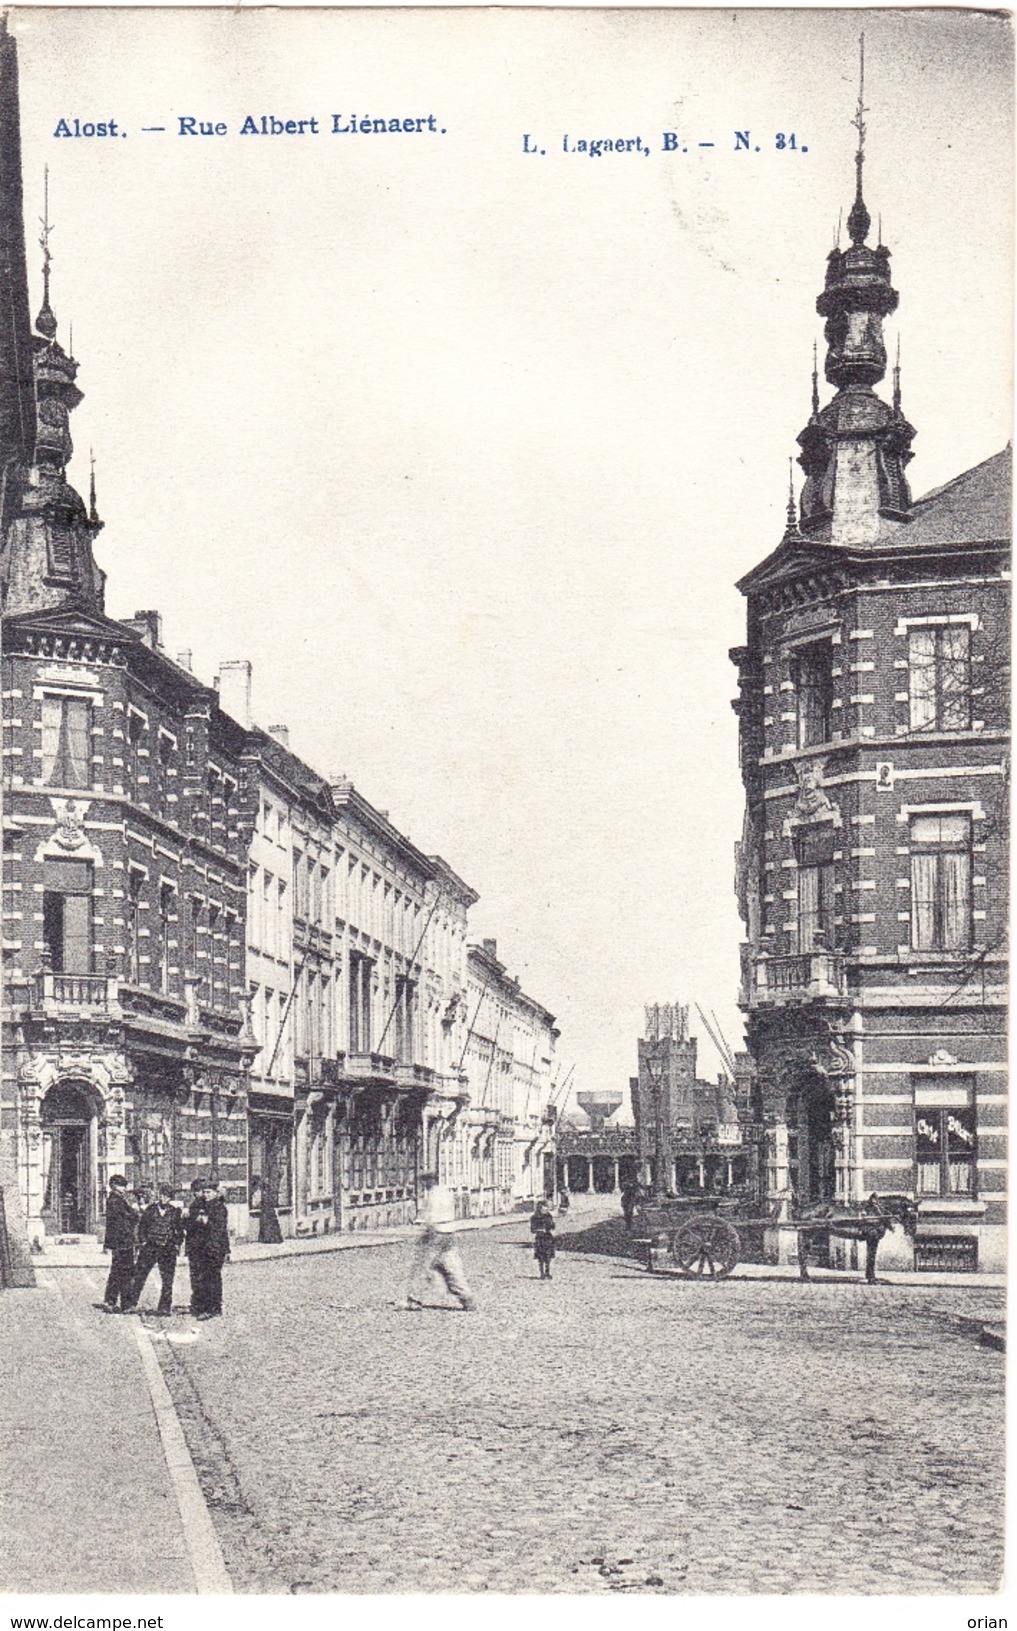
[793,642,834,748]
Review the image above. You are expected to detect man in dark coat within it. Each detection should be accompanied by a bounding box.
[185,1179,230,1319]
[101,1174,138,1312]
[127,1182,185,1314]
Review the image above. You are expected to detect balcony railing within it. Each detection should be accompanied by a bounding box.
[34,972,114,1009]
[750,951,845,1005]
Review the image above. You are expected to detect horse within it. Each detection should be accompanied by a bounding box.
[794,1193,918,1284]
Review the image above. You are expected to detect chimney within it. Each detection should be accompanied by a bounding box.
[482,938,497,959]
[124,610,162,650]
[218,660,253,729]
[176,649,192,672]
[268,724,290,750]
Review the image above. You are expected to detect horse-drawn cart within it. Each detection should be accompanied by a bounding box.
[635,1192,915,1284]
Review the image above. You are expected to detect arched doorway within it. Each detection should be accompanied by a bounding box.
[41,1082,98,1235]
[790,1073,836,1204]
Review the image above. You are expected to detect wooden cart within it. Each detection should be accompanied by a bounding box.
[636,1192,915,1283]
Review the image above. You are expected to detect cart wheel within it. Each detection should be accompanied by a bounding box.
[671,1218,740,1279]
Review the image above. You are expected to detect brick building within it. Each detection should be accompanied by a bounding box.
[0,181,256,1243]
[731,110,1009,1270]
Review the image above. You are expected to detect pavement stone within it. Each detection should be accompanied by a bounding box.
[134,1214,1006,1595]
[0,1268,196,1594]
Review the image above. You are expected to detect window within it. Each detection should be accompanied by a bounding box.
[909,625,971,731]
[349,951,373,1054]
[42,696,91,788]
[910,814,972,951]
[42,858,93,974]
[208,904,221,1004]
[157,884,174,994]
[126,869,145,982]
[915,1084,976,1197]
[188,897,203,991]
[294,849,307,919]
[793,643,833,748]
[126,712,144,798]
[262,871,273,956]
[795,825,836,953]
[393,975,416,1065]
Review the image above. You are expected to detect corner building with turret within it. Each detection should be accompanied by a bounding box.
[731,108,1009,1272]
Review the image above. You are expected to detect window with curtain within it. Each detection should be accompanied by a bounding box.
[795,825,836,953]
[910,813,972,951]
[915,1100,976,1196]
[793,642,834,748]
[908,624,971,731]
[42,696,91,788]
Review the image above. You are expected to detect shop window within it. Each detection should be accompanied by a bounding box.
[910,813,972,951]
[43,858,93,974]
[795,825,836,953]
[915,1104,976,1197]
[793,642,834,748]
[42,695,91,788]
[909,624,971,731]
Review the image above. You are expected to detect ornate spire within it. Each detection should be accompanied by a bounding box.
[811,340,820,419]
[783,456,801,541]
[36,163,56,339]
[795,40,915,544]
[892,334,902,413]
[847,34,870,247]
[89,446,99,523]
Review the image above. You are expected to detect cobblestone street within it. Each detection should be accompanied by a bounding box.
[140,1215,1003,1596]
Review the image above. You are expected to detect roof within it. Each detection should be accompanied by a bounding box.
[877,446,1011,550]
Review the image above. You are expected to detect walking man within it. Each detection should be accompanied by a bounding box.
[400,1174,476,1311]
[127,1183,184,1314]
[101,1174,137,1312]
[185,1178,230,1319]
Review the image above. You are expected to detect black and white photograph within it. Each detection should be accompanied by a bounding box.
[0,4,1009,1616]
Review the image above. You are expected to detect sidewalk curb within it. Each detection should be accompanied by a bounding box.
[133,1322,234,1594]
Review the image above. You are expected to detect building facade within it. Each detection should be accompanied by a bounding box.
[0,268,256,1244]
[459,938,558,1217]
[731,126,1009,1270]
[631,1004,749,1195]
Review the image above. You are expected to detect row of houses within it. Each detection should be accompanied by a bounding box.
[0,27,559,1253]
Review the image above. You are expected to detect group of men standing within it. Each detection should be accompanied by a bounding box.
[102,1175,230,1320]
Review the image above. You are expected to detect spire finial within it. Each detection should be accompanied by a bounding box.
[89,447,98,522]
[811,339,820,418]
[892,334,902,413]
[847,33,871,246]
[786,457,798,532]
[36,164,57,339]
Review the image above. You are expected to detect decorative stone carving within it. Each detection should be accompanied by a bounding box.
[927,1048,959,1067]
[793,758,835,821]
[53,797,87,850]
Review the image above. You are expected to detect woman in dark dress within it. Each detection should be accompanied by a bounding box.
[530,1199,556,1280]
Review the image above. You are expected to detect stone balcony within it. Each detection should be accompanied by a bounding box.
[747,950,845,1008]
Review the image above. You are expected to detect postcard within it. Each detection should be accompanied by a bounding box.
[0,6,1009,1620]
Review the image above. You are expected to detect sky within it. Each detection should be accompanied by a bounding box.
[11,7,1012,1107]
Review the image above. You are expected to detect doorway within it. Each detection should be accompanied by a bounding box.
[792,1077,836,1204]
[41,1083,96,1235]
